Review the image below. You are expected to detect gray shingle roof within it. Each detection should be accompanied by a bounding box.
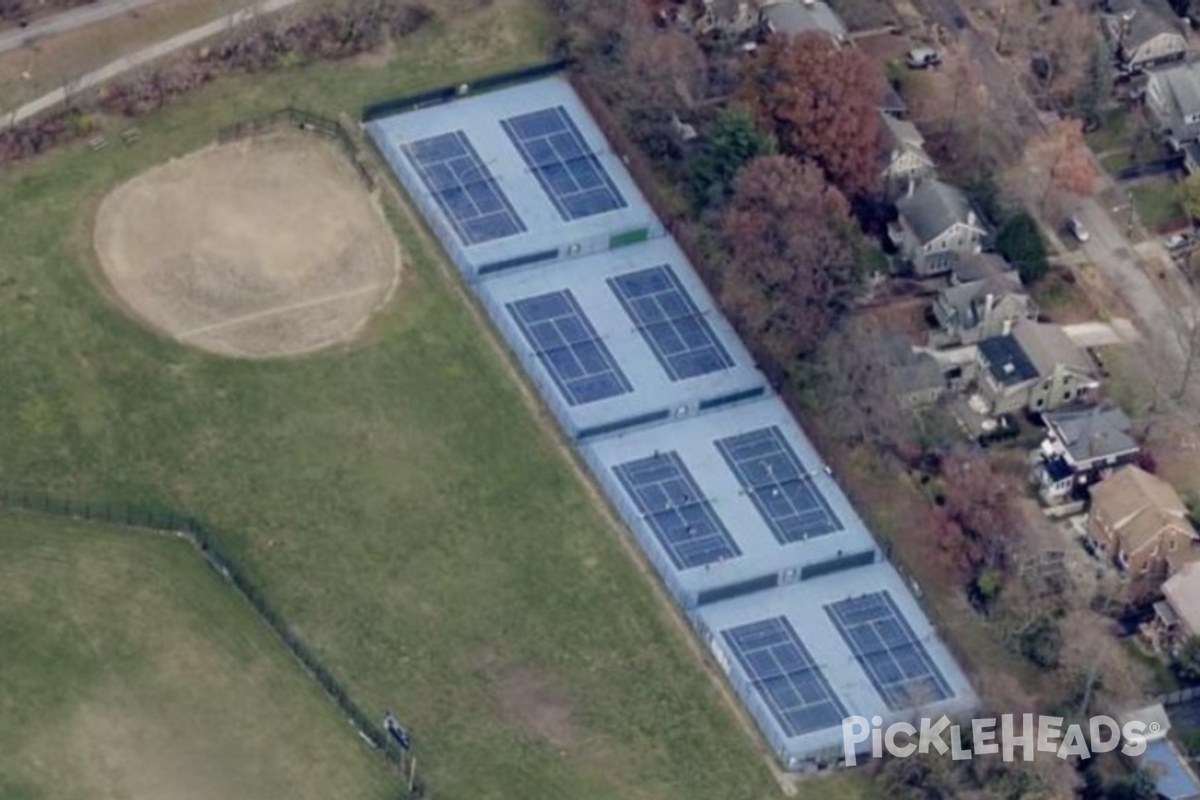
[896,180,977,244]
[1043,404,1138,463]
[761,0,847,40]
[1012,320,1093,377]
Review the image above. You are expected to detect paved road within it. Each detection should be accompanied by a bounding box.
[0,0,171,55]
[910,0,1045,140]
[1074,195,1198,394]
[1,0,300,130]
[911,0,1199,399]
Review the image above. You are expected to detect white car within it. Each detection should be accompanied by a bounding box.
[1068,215,1090,242]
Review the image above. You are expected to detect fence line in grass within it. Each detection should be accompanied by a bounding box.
[0,486,420,799]
[218,106,375,190]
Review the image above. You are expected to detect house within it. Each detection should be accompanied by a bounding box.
[1152,560,1200,651]
[1088,465,1197,574]
[1035,404,1140,503]
[878,80,908,118]
[890,179,987,277]
[950,252,1011,284]
[879,111,935,198]
[694,0,759,36]
[759,0,847,44]
[1102,0,1188,74]
[929,268,1035,348]
[879,335,946,409]
[974,320,1099,416]
[1147,62,1200,148]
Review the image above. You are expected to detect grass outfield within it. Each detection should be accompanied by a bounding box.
[0,2,871,798]
[0,510,396,800]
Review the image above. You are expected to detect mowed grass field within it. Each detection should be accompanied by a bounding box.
[0,2,871,798]
[0,510,396,800]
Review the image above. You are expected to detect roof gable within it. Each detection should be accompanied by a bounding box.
[896,180,980,244]
[1045,405,1138,462]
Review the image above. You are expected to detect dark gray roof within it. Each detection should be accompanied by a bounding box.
[978,334,1039,386]
[1149,62,1200,140]
[879,81,908,116]
[1120,0,1182,50]
[761,0,847,40]
[879,111,924,149]
[896,180,978,245]
[938,273,1025,330]
[1044,404,1138,463]
[952,252,1013,284]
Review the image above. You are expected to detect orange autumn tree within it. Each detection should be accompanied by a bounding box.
[738,33,883,200]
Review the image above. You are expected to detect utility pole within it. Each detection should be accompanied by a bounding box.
[996,2,1009,55]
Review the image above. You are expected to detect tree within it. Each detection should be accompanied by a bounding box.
[996,212,1050,283]
[738,33,883,199]
[559,0,707,160]
[934,446,1022,578]
[1027,118,1097,211]
[1181,173,1200,221]
[1077,39,1115,127]
[1026,4,1097,106]
[1176,636,1200,683]
[1170,0,1191,19]
[687,105,775,210]
[618,28,709,159]
[1017,613,1063,669]
[814,315,916,456]
[720,155,861,366]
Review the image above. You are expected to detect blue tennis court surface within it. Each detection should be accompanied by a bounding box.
[401,131,526,246]
[613,452,740,570]
[826,592,953,711]
[500,106,627,221]
[722,617,848,738]
[507,290,632,406]
[715,427,842,544]
[608,265,734,381]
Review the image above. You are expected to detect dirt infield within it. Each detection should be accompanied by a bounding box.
[93,130,401,358]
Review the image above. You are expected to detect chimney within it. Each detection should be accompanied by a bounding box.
[967,209,978,226]
[906,178,915,198]
[985,293,995,318]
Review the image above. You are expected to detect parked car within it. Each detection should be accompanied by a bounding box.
[1068,214,1090,242]
[1163,232,1193,251]
[905,48,941,69]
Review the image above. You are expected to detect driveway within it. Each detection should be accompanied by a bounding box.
[0,0,170,55]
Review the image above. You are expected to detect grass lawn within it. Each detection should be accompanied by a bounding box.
[0,2,871,798]
[0,510,397,800]
[1086,107,1134,155]
[1029,267,1098,325]
[1131,178,1189,234]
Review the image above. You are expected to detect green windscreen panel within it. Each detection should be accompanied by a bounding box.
[609,227,650,249]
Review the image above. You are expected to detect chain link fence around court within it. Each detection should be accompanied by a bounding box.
[0,486,421,799]
[219,106,375,191]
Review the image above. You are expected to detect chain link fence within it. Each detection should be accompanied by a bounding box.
[0,486,421,799]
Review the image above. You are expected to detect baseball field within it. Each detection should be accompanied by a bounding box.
[0,1,870,798]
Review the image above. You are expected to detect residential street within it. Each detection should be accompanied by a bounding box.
[910,0,1199,403]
